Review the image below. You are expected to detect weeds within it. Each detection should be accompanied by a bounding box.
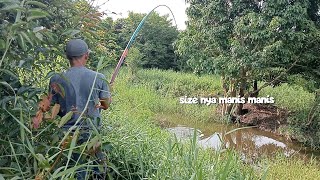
[103,73,257,179]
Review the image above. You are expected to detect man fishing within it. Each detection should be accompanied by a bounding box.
[49,39,111,179]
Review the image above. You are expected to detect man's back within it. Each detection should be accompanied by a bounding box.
[50,67,110,127]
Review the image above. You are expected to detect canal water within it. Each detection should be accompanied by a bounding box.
[158,114,320,161]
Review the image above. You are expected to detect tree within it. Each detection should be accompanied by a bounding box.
[176,0,320,116]
[126,47,142,81]
[115,12,179,70]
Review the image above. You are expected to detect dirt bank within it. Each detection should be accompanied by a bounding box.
[237,104,289,134]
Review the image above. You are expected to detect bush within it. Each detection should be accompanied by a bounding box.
[260,83,320,149]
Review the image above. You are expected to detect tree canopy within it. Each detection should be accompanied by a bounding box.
[115,12,179,70]
[176,0,320,114]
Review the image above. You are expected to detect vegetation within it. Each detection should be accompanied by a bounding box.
[115,12,179,70]
[0,0,119,179]
[103,70,257,179]
[175,0,320,116]
[262,154,320,180]
[104,68,320,179]
[0,0,320,179]
[133,68,320,149]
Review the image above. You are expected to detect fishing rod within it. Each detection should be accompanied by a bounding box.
[110,5,177,85]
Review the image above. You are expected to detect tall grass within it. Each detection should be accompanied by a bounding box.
[113,68,319,148]
[132,68,222,97]
[260,84,319,148]
[100,70,257,179]
[103,78,257,179]
[103,68,319,179]
[261,154,320,180]
[260,83,315,113]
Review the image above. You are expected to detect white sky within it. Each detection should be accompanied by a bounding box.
[96,0,189,30]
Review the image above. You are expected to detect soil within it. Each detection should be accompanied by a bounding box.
[237,104,289,134]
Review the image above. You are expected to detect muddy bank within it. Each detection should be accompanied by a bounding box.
[237,104,289,134]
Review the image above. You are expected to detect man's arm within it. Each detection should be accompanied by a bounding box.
[97,74,111,110]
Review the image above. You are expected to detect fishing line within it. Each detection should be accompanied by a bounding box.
[110,5,178,85]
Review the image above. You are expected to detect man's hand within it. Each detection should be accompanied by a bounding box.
[95,98,111,110]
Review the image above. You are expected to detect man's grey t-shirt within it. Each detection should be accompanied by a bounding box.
[49,67,110,128]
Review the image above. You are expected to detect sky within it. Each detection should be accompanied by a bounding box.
[96,0,189,30]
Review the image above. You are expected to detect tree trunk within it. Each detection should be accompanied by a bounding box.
[236,68,246,115]
[226,80,236,115]
[251,80,258,97]
[221,76,228,116]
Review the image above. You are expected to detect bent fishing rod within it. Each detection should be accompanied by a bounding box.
[110,5,177,85]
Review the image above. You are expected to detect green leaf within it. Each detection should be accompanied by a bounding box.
[0,81,16,97]
[0,4,25,12]
[5,109,32,134]
[11,22,28,32]
[42,31,55,43]
[26,31,40,45]
[53,164,91,178]
[64,128,79,172]
[8,139,24,179]
[25,1,47,8]
[9,176,22,180]
[87,136,99,151]
[20,31,34,47]
[0,0,19,3]
[97,56,104,70]
[19,109,25,143]
[58,111,73,128]
[62,29,81,37]
[36,153,50,169]
[27,8,49,21]
[0,39,5,50]
[35,32,43,41]
[16,34,27,51]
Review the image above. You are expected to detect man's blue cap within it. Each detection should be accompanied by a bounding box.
[65,39,89,57]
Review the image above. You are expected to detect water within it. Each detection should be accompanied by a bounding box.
[160,114,320,160]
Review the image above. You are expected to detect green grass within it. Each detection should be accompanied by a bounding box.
[260,84,319,148]
[101,68,320,179]
[130,68,319,148]
[262,154,320,180]
[102,72,257,179]
[132,68,222,97]
[260,83,315,113]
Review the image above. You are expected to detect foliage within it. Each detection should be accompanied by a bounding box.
[260,84,315,113]
[117,68,320,149]
[0,0,117,179]
[132,68,222,97]
[261,154,320,180]
[115,12,179,70]
[104,68,320,179]
[125,46,142,81]
[103,70,257,179]
[287,74,318,92]
[260,84,320,149]
[1,0,320,178]
[175,0,320,115]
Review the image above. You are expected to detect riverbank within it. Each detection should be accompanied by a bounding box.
[102,72,257,179]
[128,68,318,148]
[102,68,320,179]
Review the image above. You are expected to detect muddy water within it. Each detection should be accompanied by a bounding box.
[158,114,320,160]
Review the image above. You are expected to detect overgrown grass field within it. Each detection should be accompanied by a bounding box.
[102,69,257,179]
[102,68,320,179]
